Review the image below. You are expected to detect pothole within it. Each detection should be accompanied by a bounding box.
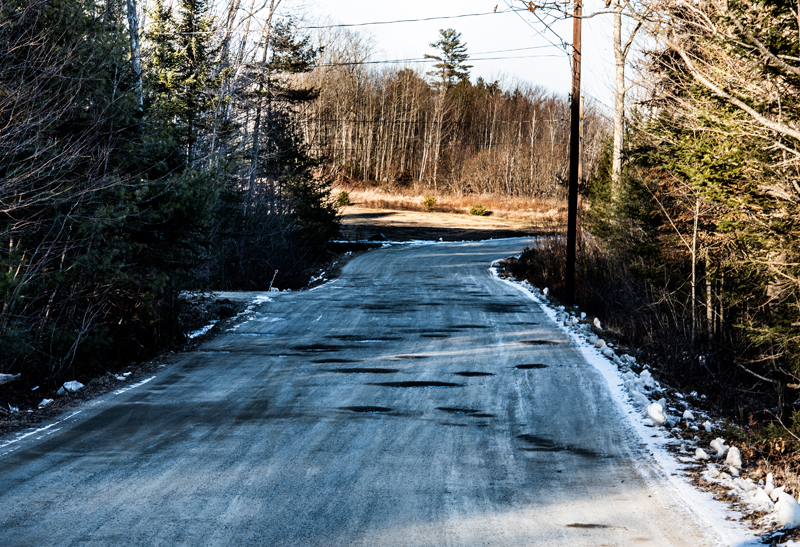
[370,381,461,388]
[515,364,547,369]
[331,335,401,342]
[517,434,602,457]
[437,407,478,415]
[292,344,341,352]
[331,368,399,374]
[453,371,494,377]
[341,406,393,413]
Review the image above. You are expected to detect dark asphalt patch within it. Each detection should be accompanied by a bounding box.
[370,381,461,388]
[341,406,393,413]
[517,434,602,458]
[420,333,449,338]
[450,324,489,329]
[330,368,399,374]
[390,355,429,360]
[312,358,363,364]
[566,523,612,529]
[292,344,341,352]
[515,364,547,369]
[519,340,561,346]
[330,335,401,342]
[481,303,527,314]
[453,371,494,377]
[436,407,479,415]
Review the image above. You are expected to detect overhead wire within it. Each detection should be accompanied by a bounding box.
[296,9,518,30]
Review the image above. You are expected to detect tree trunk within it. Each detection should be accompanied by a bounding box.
[126,0,143,115]
[691,196,700,344]
[612,0,624,200]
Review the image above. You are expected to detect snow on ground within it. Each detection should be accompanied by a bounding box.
[490,260,794,546]
[187,320,218,339]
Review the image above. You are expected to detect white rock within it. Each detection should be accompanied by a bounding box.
[38,398,53,407]
[595,339,607,348]
[695,448,710,460]
[556,305,565,312]
[710,438,728,457]
[753,488,774,512]
[703,420,713,433]
[764,473,775,496]
[630,390,649,408]
[729,466,740,477]
[771,486,786,501]
[593,317,602,329]
[725,446,742,468]
[707,465,720,478]
[675,392,684,398]
[719,472,732,480]
[601,348,614,359]
[543,287,549,296]
[0,373,21,385]
[580,312,586,320]
[647,402,667,427]
[64,380,83,392]
[775,492,800,528]
[57,380,84,396]
[640,370,656,389]
[683,409,695,421]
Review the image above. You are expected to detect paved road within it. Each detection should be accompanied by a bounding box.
[0,240,715,546]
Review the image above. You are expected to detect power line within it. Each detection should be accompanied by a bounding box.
[319,53,567,67]
[296,9,518,30]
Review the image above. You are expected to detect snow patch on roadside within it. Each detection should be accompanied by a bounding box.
[490,262,773,547]
[113,375,155,396]
[187,320,218,339]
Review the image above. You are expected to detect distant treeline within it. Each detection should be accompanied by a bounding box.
[297,29,607,198]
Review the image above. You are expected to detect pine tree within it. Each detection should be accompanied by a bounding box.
[424,29,472,90]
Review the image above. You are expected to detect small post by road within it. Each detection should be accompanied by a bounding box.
[565,0,582,307]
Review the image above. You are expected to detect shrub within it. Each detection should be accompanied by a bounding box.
[422,195,436,211]
[336,191,351,207]
[469,204,486,216]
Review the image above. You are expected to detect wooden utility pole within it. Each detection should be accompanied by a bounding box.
[565,0,582,306]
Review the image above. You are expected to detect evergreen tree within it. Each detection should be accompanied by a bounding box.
[425,29,472,90]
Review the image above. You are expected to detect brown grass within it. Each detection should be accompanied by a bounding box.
[338,185,567,226]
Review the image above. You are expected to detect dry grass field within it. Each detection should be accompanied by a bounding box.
[336,186,567,242]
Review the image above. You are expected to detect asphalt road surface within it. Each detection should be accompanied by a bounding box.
[0,239,717,546]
